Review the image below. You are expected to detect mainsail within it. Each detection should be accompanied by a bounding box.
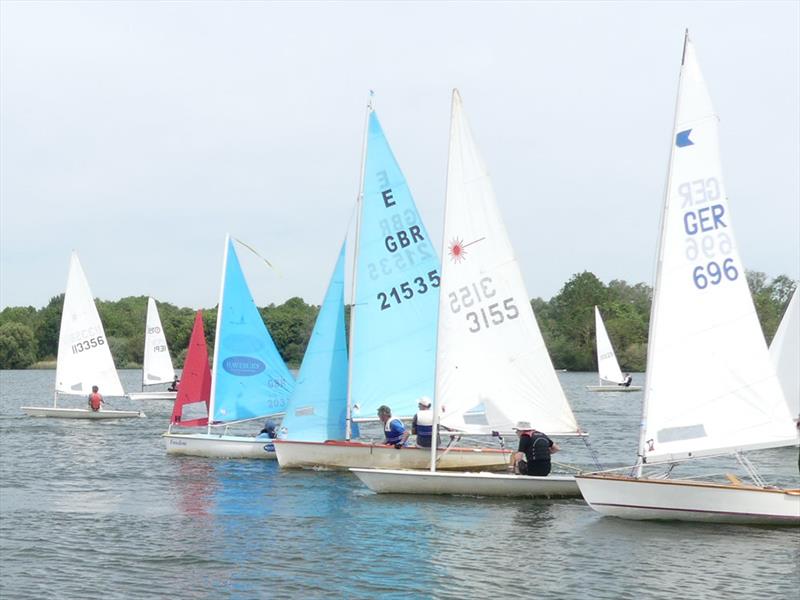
[170,311,211,427]
[594,306,625,384]
[770,287,799,419]
[142,297,176,386]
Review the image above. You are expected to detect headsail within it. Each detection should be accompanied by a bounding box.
[349,110,441,421]
[435,90,579,436]
[143,297,176,386]
[55,252,124,397]
[770,287,799,419]
[170,311,211,427]
[594,306,625,384]
[640,36,797,462]
[209,237,295,424]
[280,244,351,441]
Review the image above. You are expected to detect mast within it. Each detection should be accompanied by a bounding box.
[345,92,373,441]
[635,29,689,476]
[207,234,230,434]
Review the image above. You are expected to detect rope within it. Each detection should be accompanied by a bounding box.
[580,431,605,471]
[233,238,282,277]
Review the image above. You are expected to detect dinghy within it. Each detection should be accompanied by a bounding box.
[163,236,295,458]
[586,306,642,392]
[274,99,510,471]
[21,252,144,419]
[575,32,800,525]
[770,288,798,420]
[352,90,584,497]
[126,297,178,401]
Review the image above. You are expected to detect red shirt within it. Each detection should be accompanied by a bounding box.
[89,393,103,411]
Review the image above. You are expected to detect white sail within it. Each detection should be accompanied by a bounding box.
[640,38,797,462]
[594,306,625,384]
[142,297,175,385]
[435,90,579,435]
[770,287,799,419]
[55,252,124,397]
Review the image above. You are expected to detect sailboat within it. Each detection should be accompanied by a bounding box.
[351,90,584,497]
[22,252,144,419]
[586,306,642,392]
[273,100,510,470]
[126,297,178,401]
[770,287,798,421]
[575,33,800,525]
[163,235,295,458]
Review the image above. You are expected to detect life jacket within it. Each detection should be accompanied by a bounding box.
[530,432,552,462]
[89,393,102,411]
[415,409,434,439]
[383,417,406,445]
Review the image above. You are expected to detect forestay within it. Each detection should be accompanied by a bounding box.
[770,288,799,419]
[435,90,578,436]
[143,297,176,385]
[280,244,350,442]
[209,237,295,424]
[640,39,797,462]
[349,110,441,421]
[594,306,625,384]
[55,252,124,397]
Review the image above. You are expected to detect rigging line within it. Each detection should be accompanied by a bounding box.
[580,433,604,471]
[233,238,282,277]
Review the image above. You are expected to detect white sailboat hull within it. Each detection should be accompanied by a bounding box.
[163,432,276,459]
[351,468,580,497]
[274,439,511,470]
[575,473,800,525]
[21,406,145,419]
[126,391,177,401]
[585,385,642,392]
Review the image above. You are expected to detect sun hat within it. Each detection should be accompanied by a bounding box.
[513,421,533,431]
[417,397,432,408]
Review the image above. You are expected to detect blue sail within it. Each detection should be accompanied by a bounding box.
[280,243,353,441]
[211,238,295,423]
[350,110,441,421]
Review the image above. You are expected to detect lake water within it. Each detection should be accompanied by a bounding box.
[1,370,798,599]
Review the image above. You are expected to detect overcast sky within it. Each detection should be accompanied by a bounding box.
[1,1,798,310]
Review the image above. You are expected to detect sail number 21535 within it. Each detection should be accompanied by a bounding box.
[448,276,519,332]
[377,270,441,310]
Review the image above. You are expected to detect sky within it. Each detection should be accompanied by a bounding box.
[1,1,798,310]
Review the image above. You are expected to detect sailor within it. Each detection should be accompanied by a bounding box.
[377,405,408,448]
[619,373,633,387]
[88,386,104,412]
[257,419,278,439]
[412,396,436,448]
[168,376,180,392]
[512,421,559,476]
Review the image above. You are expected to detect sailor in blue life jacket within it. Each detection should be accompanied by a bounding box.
[257,419,277,439]
[412,396,439,448]
[377,405,408,448]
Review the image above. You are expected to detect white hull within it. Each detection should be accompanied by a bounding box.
[21,406,145,419]
[274,439,511,470]
[351,468,580,497]
[575,473,800,525]
[585,385,643,392]
[163,432,276,459]
[126,391,177,401]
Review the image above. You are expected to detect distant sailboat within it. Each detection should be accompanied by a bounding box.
[274,100,510,470]
[575,33,799,525]
[127,297,178,401]
[586,306,642,392]
[163,235,295,458]
[352,90,583,497]
[22,252,144,419]
[770,287,799,421]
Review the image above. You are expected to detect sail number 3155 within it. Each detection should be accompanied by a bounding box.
[449,276,519,332]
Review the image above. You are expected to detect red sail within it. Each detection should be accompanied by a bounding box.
[170,311,211,427]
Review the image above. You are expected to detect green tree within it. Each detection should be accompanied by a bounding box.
[34,294,64,360]
[0,322,37,369]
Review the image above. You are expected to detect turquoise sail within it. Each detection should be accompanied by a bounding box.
[350,110,441,421]
[211,238,295,423]
[280,243,352,441]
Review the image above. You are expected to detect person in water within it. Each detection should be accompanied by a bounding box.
[168,376,180,392]
[88,386,104,412]
[377,405,408,448]
[512,421,559,476]
[619,373,633,387]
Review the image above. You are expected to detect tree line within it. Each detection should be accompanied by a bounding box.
[0,271,794,372]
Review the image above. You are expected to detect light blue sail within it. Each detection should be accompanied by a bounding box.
[211,238,295,423]
[280,243,354,441]
[350,110,441,421]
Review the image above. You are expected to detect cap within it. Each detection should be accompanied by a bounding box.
[417,396,432,408]
[513,421,533,431]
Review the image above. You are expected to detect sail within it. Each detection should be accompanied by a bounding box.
[641,36,797,462]
[349,110,441,421]
[594,306,625,384]
[280,244,350,441]
[142,297,175,386]
[435,90,579,435]
[209,237,295,424]
[170,311,211,427]
[55,252,124,397]
[770,288,799,419]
